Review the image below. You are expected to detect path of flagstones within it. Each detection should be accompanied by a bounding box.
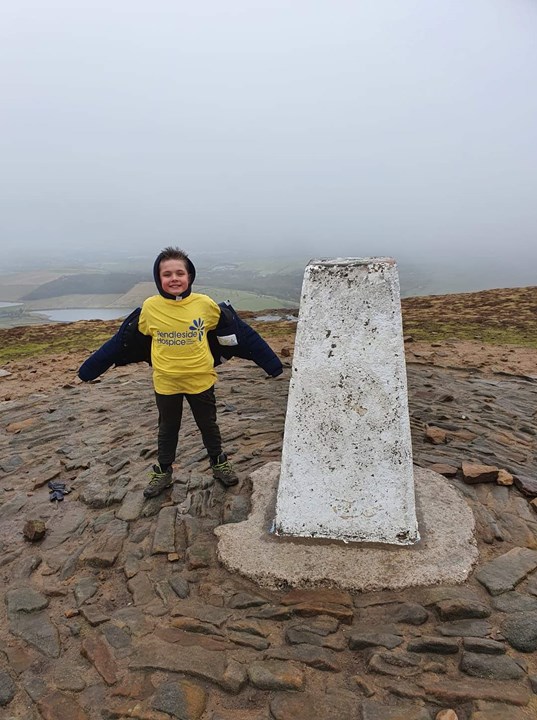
[1,357,537,720]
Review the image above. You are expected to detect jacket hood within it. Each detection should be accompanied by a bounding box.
[153,252,196,300]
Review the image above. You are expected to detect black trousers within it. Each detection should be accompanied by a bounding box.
[155,386,222,469]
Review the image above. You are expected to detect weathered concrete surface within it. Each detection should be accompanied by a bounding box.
[217,463,477,591]
[275,258,418,545]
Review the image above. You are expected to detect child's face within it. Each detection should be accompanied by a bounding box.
[159,258,190,296]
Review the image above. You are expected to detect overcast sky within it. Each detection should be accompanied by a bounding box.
[1,0,536,271]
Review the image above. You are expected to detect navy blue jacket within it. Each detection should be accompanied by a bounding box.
[78,302,283,382]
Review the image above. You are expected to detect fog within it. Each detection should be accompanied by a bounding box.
[1,0,537,279]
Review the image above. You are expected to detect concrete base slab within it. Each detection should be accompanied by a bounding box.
[215,463,478,592]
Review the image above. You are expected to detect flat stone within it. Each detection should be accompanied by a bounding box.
[460,651,525,680]
[502,611,537,652]
[286,625,346,651]
[8,610,60,658]
[74,576,98,606]
[170,601,230,627]
[492,591,537,613]
[52,660,87,692]
[269,693,316,720]
[79,479,112,508]
[367,650,422,677]
[434,599,491,621]
[227,631,269,650]
[0,670,16,707]
[6,587,48,614]
[462,462,499,484]
[81,635,119,685]
[23,675,48,702]
[496,469,514,486]
[266,644,341,672]
[462,638,506,655]
[79,605,110,626]
[425,425,447,444]
[0,549,23,569]
[290,601,354,624]
[60,547,85,581]
[40,507,88,550]
[116,490,146,522]
[438,620,492,638]
[475,547,537,595]
[514,475,537,497]
[388,603,429,626]
[79,519,128,567]
[102,623,132,649]
[124,553,140,579]
[281,588,353,607]
[152,679,207,719]
[171,617,225,638]
[470,707,531,720]
[169,575,190,599]
[111,673,155,700]
[186,542,216,569]
[221,658,248,694]
[429,464,458,477]
[247,660,304,690]
[246,605,294,621]
[226,619,271,638]
[270,690,358,720]
[152,506,177,554]
[0,494,27,523]
[407,637,459,654]
[3,644,34,675]
[37,690,89,720]
[289,616,340,635]
[227,592,268,609]
[349,632,404,651]
[0,454,23,473]
[416,678,530,706]
[127,572,157,606]
[129,640,235,691]
[13,555,42,579]
[361,700,431,720]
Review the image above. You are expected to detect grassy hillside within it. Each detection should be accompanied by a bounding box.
[0,286,536,364]
[402,286,537,347]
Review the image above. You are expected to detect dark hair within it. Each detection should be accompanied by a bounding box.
[159,246,190,264]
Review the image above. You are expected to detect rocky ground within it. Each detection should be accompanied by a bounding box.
[1,301,537,720]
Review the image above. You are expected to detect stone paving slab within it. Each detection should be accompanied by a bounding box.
[0,360,537,719]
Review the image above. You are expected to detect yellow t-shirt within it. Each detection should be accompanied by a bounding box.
[138,293,221,395]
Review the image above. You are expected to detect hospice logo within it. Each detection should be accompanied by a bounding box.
[155,318,205,346]
[189,318,205,341]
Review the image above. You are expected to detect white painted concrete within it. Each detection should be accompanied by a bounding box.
[216,463,477,591]
[274,258,419,545]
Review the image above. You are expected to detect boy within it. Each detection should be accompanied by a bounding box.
[139,247,238,498]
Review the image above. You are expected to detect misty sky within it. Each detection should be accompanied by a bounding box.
[1,0,537,269]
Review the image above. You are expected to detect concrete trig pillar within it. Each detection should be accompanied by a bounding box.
[274,258,419,545]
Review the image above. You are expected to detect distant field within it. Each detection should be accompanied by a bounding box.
[193,286,298,310]
[0,270,86,302]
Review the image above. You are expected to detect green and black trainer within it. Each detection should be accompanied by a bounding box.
[143,464,173,498]
[211,453,238,487]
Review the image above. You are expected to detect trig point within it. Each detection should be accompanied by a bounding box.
[215,257,478,592]
[274,258,419,545]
